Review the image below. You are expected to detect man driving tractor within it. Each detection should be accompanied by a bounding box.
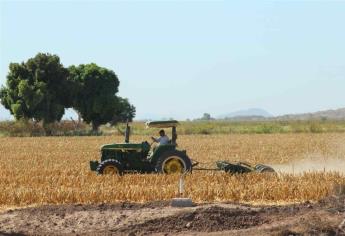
[151,129,169,145]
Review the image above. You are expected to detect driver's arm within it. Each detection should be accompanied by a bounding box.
[151,136,158,142]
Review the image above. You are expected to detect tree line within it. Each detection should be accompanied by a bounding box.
[0,53,135,134]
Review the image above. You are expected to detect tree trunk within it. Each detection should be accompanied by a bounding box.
[77,111,82,124]
[72,109,82,129]
[91,122,99,134]
[43,120,52,136]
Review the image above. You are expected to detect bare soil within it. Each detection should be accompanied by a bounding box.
[0,195,344,236]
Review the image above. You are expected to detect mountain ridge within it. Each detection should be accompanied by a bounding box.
[218,108,273,119]
[219,107,345,121]
[275,107,345,120]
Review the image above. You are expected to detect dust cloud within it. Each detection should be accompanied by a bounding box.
[270,154,345,174]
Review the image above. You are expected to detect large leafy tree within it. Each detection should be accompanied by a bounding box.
[68,63,135,132]
[0,53,73,132]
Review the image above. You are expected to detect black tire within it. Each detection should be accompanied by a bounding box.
[155,151,192,174]
[254,164,275,173]
[97,159,123,175]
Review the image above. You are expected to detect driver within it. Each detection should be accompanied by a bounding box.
[151,129,169,145]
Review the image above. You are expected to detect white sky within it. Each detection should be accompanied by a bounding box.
[1,1,345,120]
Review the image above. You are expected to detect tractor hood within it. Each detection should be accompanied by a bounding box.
[101,143,144,151]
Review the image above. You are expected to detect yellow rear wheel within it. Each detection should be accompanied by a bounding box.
[163,158,184,174]
[155,152,192,174]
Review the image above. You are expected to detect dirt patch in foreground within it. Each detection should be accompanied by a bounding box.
[0,196,344,236]
[118,206,268,235]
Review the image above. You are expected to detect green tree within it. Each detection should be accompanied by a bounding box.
[201,113,212,120]
[0,53,73,133]
[110,97,136,125]
[68,63,135,132]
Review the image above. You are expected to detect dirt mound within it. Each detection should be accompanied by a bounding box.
[318,194,345,213]
[0,196,344,236]
[119,206,268,235]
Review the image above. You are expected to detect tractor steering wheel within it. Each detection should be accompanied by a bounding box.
[150,136,157,147]
[144,140,155,147]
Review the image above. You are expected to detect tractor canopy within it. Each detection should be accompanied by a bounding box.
[146,120,179,145]
[101,142,150,152]
[145,120,179,128]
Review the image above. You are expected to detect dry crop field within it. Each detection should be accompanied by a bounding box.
[1,133,345,209]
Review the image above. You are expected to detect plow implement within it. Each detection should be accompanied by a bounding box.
[192,160,275,174]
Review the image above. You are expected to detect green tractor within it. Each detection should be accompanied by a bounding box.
[90,120,276,175]
[90,120,192,175]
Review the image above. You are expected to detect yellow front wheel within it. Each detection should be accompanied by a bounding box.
[103,165,120,175]
[97,159,123,175]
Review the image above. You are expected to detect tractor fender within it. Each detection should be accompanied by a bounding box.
[149,144,177,163]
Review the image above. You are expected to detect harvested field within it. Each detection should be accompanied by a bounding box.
[1,134,345,208]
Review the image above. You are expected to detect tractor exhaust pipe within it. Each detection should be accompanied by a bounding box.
[124,120,130,143]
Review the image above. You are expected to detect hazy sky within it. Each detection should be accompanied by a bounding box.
[1,1,345,120]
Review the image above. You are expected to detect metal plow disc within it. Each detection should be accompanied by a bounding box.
[254,164,275,173]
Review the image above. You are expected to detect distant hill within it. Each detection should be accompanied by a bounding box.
[218,108,273,119]
[275,108,345,120]
[217,107,345,121]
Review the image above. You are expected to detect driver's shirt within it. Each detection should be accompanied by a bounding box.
[157,135,169,145]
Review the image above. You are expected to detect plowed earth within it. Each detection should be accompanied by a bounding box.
[1,195,344,236]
